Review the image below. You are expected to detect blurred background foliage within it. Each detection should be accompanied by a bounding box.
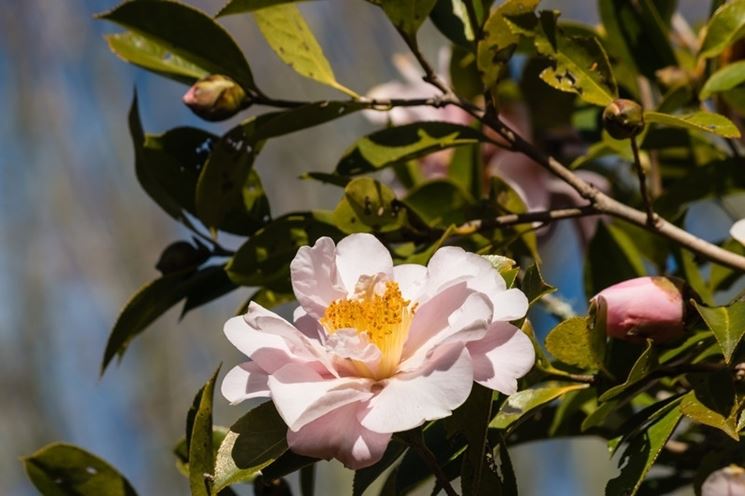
[0,0,721,495]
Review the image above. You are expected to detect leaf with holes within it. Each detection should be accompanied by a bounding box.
[332,177,407,233]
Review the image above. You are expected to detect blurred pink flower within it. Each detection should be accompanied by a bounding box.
[591,276,685,343]
[702,465,745,496]
[364,52,609,243]
[221,233,534,469]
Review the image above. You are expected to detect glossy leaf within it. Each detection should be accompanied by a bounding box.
[490,382,589,430]
[693,300,745,363]
[681,391,739,441]
[213,402,289,493]
[174,427,229,478]
[644,111,741,139]
[335,122,491,176]
[189,367,220,496]
[379,0,438,39]
[599,340,657,402]
[700,61,745,100]
[403,179,474,228]
[506,10,618,106]
[477,0,539,91]
[545,316,605,371]
[218,0,318,16]
[252,5,357,97]
[521,264,556,305]
[606,400,683,496]
[181,267,237,318]
[430,0,476,48]
[105,31,207,84]
[333,177,406,233]
[23,443,137,496]
[699,0,745,59]
[98,1,254,89]
[195,127,269,235]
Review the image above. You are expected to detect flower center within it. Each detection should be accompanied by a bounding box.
[321,279,416,378]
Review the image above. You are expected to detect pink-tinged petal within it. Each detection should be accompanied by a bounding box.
[702,465,745,496]
[287,401,392,469]
[425,246,507,308]
[491,288,529,322]
[293,307,325,342]
[221,362,270,405]
[467,322,535,395]
[335,233,393,293]
[290,237,346,319]
[392,263,428,301]
[360,343,474,433]
[268,363,373,431]
[325,329,381,364]
[402,292,492,370]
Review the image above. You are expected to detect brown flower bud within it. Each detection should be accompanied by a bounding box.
[182,75,249,121]
[602,99,644,140]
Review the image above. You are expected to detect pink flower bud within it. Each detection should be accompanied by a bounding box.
[182,75,248,121]
[591,276,685,343]
[703,465,745,496]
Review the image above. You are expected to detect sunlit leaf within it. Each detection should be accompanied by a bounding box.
[599,340,657,402]
[700,61,745,100]
[218,0,318,16]
[379,0,438,39]
[699,0,745,59]
[545,316,605,371]
[693,300,745,363]
[681,391,739,441]
[252,5,358,97]
[644,111,741,139]
[98,1,254,88]
[188,367,220,496]
[490,382,589,430]
[23,444,137,496]
[333,177,407,233]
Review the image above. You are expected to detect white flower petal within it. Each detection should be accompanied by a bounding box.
[335,233,393,293]
[360,343,473,433]
[392,263,428,301]
[426,246,507,301]
[731,219,745,246]
[491,288,529,322]
[467,322,535,395]
[221,362,270,405]
[290,237,346,319]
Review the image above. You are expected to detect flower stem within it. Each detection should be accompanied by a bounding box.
[630,135,657,228]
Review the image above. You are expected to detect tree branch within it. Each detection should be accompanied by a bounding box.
[454,206,600,235]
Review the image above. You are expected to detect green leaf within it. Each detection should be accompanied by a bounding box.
[489,382,589,430]
[699,0,745,59]
[332,177,407,233]
[403,179,474,228]
[506,10,618,106]
[102,266,228,373]
[352,443,407,496]
[252,5,358,97]
[681,390,739,441]
[174,427,229,478]
[218,0,318,16]
[605,399,683,496]
[693,300,745,363]
[195,127,270,236]
[226,213,341,286]
[23,443,137,496]
[545,316,605,371]
[430,0,476,48]
[521,264,556,305]
[98,1,254,89]
[477,0,540,92]
[105,31,207,84]
[599,340,657,402]
[213,402,289,493]
[644,111,741,139]
[335,122,491,176]
[128,95,215,221]
[584,222,646,298]
[379,0,438,39]
[700,61,745,100]
[181,267,237,318]
[300,465,315,496]
[189,367,221,496]
[598,0,677,81]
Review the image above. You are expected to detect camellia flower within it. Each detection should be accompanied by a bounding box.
[591,276,685,343]
[221,233,535,469]
[182,74,248,121]
[702,465,745,496]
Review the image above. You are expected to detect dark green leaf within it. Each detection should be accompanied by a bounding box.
[699,0,745,59]
[261,451,317,480]
[195,126,269,235]
[213,402,289,493]
[218,0,319,16]
[599,340,657,402]
[332,177,407,233]
[545,316,605,370]
[352,443,407,496]
[584,222,646,298]
[174,427,229,478]
[681,390,739,441]
[23,443,137,496]
[506,10,618,106]
[300,465,314,496]
[181,266,237,318]
[379,0,438,39]
[644,111,741,139]
[605,399,683,496]
[252,5,357,97]
[521,264,556,305]
[430,0,476,48]
[335,122,491,176]
[693,300,745,363]
[403,179,474,228]
[98,1,254,89]
[105,31,207,84]
[189,367,221,496]
[700,61,745,100]
[490,382,589,430]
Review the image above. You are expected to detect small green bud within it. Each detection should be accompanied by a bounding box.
[602,99,644,140]
[182,75,249,121]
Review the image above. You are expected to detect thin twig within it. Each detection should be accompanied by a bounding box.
[630,135,657,227]
[454,206,600,235]
[401,35,451,95]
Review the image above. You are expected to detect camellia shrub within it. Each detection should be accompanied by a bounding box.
[21,0,745,495]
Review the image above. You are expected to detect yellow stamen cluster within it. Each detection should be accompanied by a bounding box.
[321,281,416,378]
